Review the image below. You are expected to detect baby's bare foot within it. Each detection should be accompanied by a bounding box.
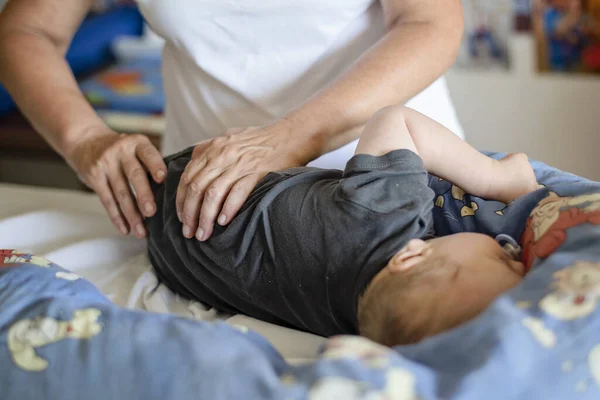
[492,153,539,204]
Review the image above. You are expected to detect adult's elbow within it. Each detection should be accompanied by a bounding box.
[417,11,464,72]
[0,26,71,57]
[387,2,464,70]
[440,11,464,68]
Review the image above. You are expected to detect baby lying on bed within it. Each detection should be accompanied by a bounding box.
[146,106,538,347]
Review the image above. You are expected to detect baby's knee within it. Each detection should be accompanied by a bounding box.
[371,104,410,123]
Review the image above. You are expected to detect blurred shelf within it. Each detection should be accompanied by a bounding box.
[0,112,162,158]
[0,111,163,190]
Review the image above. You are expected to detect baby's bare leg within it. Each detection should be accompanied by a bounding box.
[355,105,419,156]
[355,106,538,203]
[483,153,539,203]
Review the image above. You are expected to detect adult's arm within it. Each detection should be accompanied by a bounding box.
[285,0,464,154]
[0,0,166,238]
[177,0,464,241]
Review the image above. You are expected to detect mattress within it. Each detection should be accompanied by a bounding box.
[0,182,325,363]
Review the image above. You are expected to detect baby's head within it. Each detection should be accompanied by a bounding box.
[357,233,525,347]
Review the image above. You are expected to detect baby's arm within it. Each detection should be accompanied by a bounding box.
[355,106,537,203]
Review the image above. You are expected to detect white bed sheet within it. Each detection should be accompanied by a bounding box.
[0,183,325,363]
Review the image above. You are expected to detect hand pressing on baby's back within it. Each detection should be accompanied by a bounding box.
[175,122,315,241]
[68,128,166,239]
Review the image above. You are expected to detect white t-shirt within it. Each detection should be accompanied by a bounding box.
[136,0,463,167]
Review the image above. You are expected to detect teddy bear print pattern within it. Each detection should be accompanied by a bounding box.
[8,309,103,372]
[516,191,600,391]
[0,250,80,281]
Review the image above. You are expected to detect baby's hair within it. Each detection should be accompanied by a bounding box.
[357,253,457,347]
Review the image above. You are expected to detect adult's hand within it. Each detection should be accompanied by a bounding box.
[68,127,167,238]
[176,121,312,241]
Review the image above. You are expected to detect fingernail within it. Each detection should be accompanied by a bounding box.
[177,211,183,222]
[183,225,191,238]
[156,170,165,180]
[119,225,128,235]
[218,214,226,225]
[145,202,155,215]
[136,224,146,238]
[196,228,204,241]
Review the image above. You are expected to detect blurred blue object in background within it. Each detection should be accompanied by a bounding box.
[0,86,11,117]
[0,5,143,117]
[80,59,164,114]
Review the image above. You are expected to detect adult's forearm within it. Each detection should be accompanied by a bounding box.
[284,18,463,160]
[0,31,108,161]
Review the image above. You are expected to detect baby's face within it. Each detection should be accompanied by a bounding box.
[386,233,525,336]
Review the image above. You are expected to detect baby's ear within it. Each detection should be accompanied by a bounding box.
[388,239,428,272]
[388,254,423,273]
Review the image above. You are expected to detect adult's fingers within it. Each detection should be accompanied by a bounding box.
[221,127,246,137]
[180,166,223,238]
[176,157,207,222]
[107,167,146,239]
[216,173,262,226]
[194,170,241,241]
[135,137,167,183]
[122,155,156,218]
[176,137,237,219]
[94,177,129,235]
